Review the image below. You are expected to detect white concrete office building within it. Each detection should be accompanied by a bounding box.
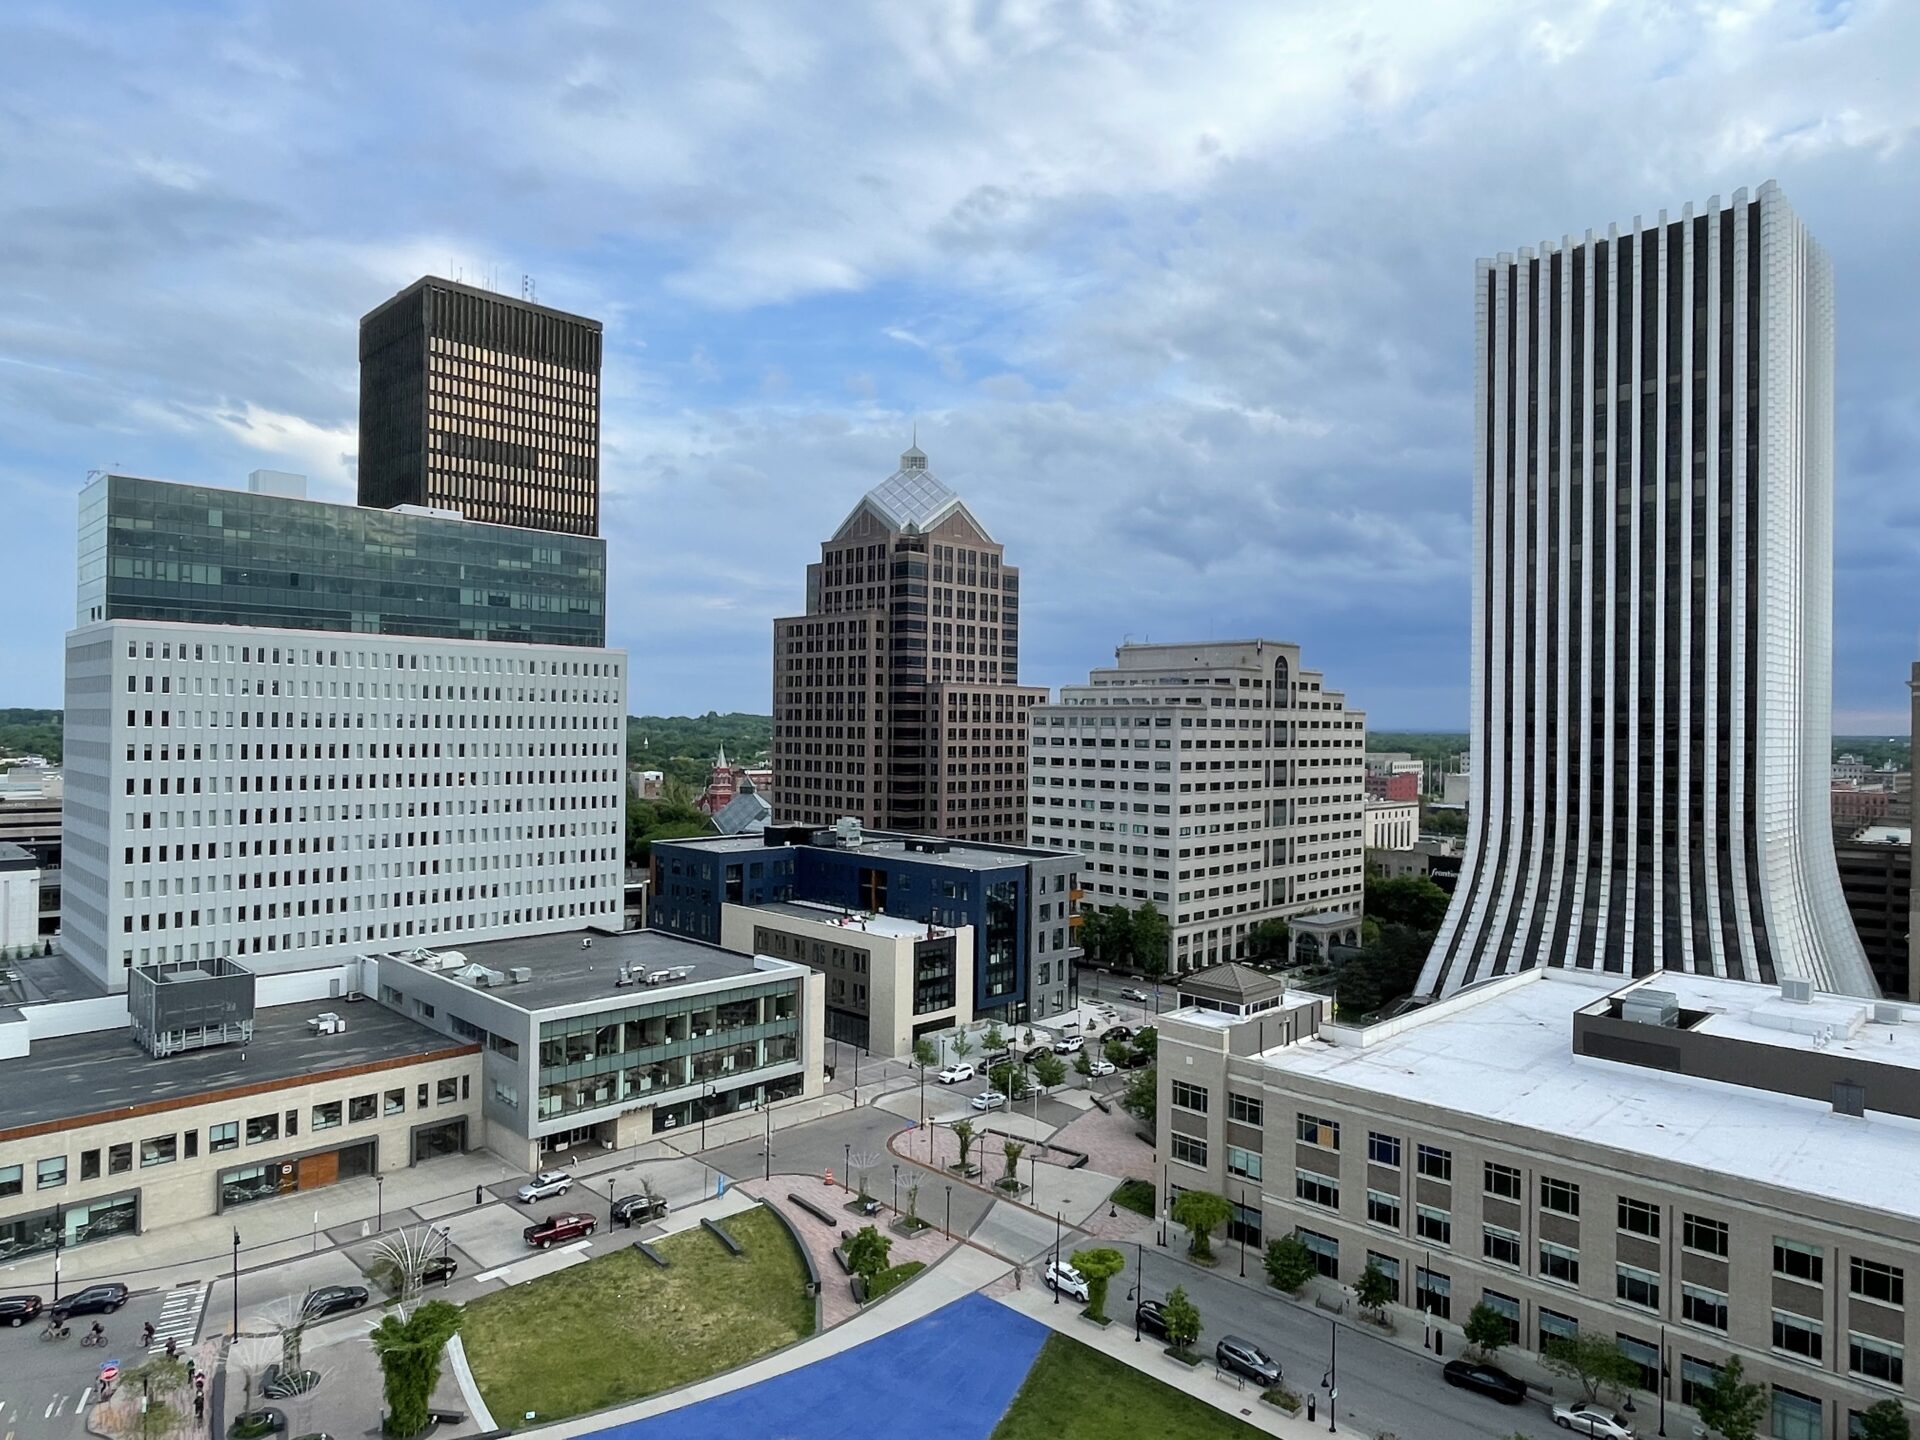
[1029,640,1366,972]
[1425,183,1874,997]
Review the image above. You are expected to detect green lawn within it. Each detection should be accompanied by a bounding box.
[992,1334,1262,1439]
[460,1204,815,1425]
[864,1260,925,1301]
[1110,1178,1156,1216]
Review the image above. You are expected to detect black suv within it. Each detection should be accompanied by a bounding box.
[300,1285,369,1321]
[612,1193,668,1226]
[0,1294,44,1327]
[1135,1299,1169,1339]
[417,1256,458,1287]
[52,1283,128,1321]
[1216,1335,1282,1386]
[1442,1359,1529,1405]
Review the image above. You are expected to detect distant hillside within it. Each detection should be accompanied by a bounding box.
[1367,731,1467,773]
[628,713,771,789]
[0,708,62,765]
[1834,736,1912,771]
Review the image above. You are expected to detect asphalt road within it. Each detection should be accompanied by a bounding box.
[0,1287,173,1440]
[1114,1245,1566,1440]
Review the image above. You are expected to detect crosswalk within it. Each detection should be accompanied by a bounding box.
[147,1281,206,1354]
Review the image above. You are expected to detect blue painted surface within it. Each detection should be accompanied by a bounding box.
[604,1292,1047,1440]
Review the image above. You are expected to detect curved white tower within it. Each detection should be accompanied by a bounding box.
[1422,182,1875,997]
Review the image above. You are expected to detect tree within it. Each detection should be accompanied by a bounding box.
[1352,1259,1395,1318]
[369,1299,462,1438]
[1031,1051,1068,1091]
[1247,917,1292,962]
[913,1037,937,1070]
[1073,1049,1093,1078]
[1070,1246,1127,1323]
[1172,1189,1232,1261]
[1264,1234,1316,1294]
[951,1031,974,1062]
[842,1224,892,1280]
[1364,874,1451,932]
[1694,1356,1766,1440]
[988,1060,1032,1099]
[982,1023,1006,1055]
[1542,1332,1640,1404]
[1133,902,1170,978]
[1857,1400,1912,1440]
[1463,1301,1512,1358]
[1131,1026,1158,1059]
[952,1118,977,1172]
[1078,907,1111,964]
[1001,1138,1026,1186]
[1104,1039,1131,1067]
[1120,1065,1157,1131]
[1162,1285,1202,1355]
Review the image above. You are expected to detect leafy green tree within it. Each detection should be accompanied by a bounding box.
[369,1299,462,1438]
[1420,801,1468,836]
[1120,1065,1157,1131]
[951,1031,973,1062]
[1352,1259,1395,1318]
[1172,1189,1232,1260]
[1133,902,1170,978]
[1463,1301,1513,1357]
[1264,1234,1316,1294]
[1001,1138,1026,1186]
[1365,874,1451,932]
[1695,1356,1766,1440]
[1542,1332,1639,1404]
[1131,1026,1157,1059]
[1092,906,1135,966]
[913,1037,937,1070]
[1030,1051,1068,1091]
[1247,917,1292,962]
[982,1023,1006,1054]
[842,1224,892,1280]
[1073,1049,1093,1077]
[988,1060,1032,1099]
[1104,1039,1131,1067]
[1162,1285,1202,1354]
[1857,1399,1912,1440]
[1070,1246,1127,1322]
[952,1118,977,1171]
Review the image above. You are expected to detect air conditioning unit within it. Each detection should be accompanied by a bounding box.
[509,967,532,984]
[1873,1002,1906,1025]
[1781,978,1814,1004]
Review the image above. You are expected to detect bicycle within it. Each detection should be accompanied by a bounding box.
[39,1321,71,1342]
[82,1328,108,1348]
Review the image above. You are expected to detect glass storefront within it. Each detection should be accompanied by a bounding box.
[218,1139,375,1211]
[0,1192,139,1261]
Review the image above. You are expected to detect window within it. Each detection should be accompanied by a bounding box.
[1416,1205,1452,1245]
[109,1143,132,1174]
[1849,1333,1904,1388]
[1772,1310,1823,1363]
[1172,1082,1209,1113]
[437,1078,459,1105]
[1617,1333,1660,1391]
[384,1089,406,1116]
[1297,1227,1340,1279]
[1617,1263,1660,1310]
[0,1164,19,1197]
[1367,1131,1401,1167]
[1540,1176,1580,1216]
[1171,1133,1208,1167]
[140,1135,176,1168]
[1683,1213,1729,1257]
[1297,1113,1339,1148]
[1226,1145,1262,1181]
[80,1150,101,1181]
[1484,1162,1522,1201]
[1618,1197,1661,1238]
[1540,1241,1580,1287]
[349,1095,377,1123]
[1366,1189,1401,1229]
[1415,1144,1452,1181]
[1365,1251,1402,1299]
[1682,1283,1729,1331]
[417,1084,429,1108]
[210,1121,239,1153]
[247,1113,280,1145]
[1228,1093,1263,1126]
[312,1101,343,1130]
[1295,1169,1339,1209]
[1771,1386,1822,1440]
[1480,1290,1521,1344]
[1773,1237,1824,1285]
[184,1130,198,1160]
[1483,1225,1521,1267]
[1540,1308,1579,1356]
[1850,1257,1904,1307]
[1414,1265,1451,1319]
[1680,1355,1722,1407]
[37,1156,67,1189]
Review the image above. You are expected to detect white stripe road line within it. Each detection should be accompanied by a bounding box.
[80,1388,93,1408]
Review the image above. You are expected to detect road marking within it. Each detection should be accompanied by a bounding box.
[79,1388,93,1408]
[148,1280,207,1352]
[474,1238,591,1283]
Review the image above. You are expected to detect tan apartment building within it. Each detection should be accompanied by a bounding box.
[772,445,1044,844]
[1160,963,1920,1440]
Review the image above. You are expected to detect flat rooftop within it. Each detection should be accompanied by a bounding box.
[662,830,1044,872]
[0,1001,469,1139]
[751,900,957,941]
[1238,969,1920,1223]
[390,929,777,1012]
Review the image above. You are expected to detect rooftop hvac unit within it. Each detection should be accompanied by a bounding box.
[1620,988,1680,1028]
[471,967,507,988]
[833,816,864,848]
[509,967,532,984]
[1781,978,1814,1004]
[1874,1003,1906,1025]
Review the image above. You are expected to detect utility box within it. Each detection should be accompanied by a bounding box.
[129,956,256,1057]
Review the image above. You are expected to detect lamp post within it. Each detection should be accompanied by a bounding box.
[892,1163,900,1216]
[376,1173,384,1233]
[700,1084,714,1151]
[944,1184,952,1239]
[763,1101,773,1182]
[1238,1186,1248,1278]
[1158,1162,1168,1247]
[50,1202,63,1304]
[1053,1211,1062,1305]
[230,1228,241,1340]
[844,1142,851,1194]
[608,1177,619,1230]
[1133,1241,1144,1342]
[1324,1314,1338,1432]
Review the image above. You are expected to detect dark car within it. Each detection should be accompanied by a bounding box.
[524,1212,596,1248]
[1135,1299,1169,1339]
[1216,1335,1282,1386]
[300,1285,369,1321]
[416,1255,458,1287]
[611,1193,668,1227]
[1101,1025,1134,1043]
[52,1283,129,1321]
[1443,1359,1529,1405]
[231,1408,287,1437]
[260,1365,321,1399]
[0,1294,44,1327]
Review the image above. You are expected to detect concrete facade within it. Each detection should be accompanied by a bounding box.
[1362,800,1418,853]
[0,843,39,955]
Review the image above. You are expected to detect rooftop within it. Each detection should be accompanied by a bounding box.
[854,447,970,535]
[659,828,1041,873]
[1236,969,1920,1223]
[0,1000,468,1139]
[383,929,781,1012]
[750,900,955,941]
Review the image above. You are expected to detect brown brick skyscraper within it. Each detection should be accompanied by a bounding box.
[773,445,1044,843]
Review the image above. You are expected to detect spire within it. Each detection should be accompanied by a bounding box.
[901,427,928,472]
[715,743,729,770]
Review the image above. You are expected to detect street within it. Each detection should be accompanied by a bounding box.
[0,1286,175,1440]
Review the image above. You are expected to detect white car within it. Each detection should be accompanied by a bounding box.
[1120,986,1150,1003]
[516,1169,573,1202]
[970,1089,1008,1111]
[1552,1402,1635,1439]
[937,1062,975,1085]
[1088,1057,1116,1077]
[1044,1260,1089,1301]
[1054,1035,1084,1054]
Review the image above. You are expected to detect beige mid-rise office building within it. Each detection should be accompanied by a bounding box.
[772,445,1044,843]
[1028,641,1365,973]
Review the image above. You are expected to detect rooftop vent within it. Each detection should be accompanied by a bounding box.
[905,837,951,855]
[470,967,507,988]
[833,817,864,849]
[1781,977,1814,1004]
[509,967,532,984]
[1620,988,1680,1028]
[1873,1002,1906,1025]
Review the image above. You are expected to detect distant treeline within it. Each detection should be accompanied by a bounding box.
[627,712,772,789]
[0,708,62,765]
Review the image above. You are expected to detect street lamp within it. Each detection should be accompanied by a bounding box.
[1238,1186,1248,1278]
[844,1141,851,1194]
[1132,1241,1144,1342]
[1158,1162,1168,1247]
[230,1228,241,1339]
[50,1202,63,1304]
[700,1084,715,1151]
[892,1163,900,1216]
[608,1177,619,1230]
[1053,1211,1062,1305]
[376,1173,384,1232]
[944,1184,952,1239]
[1323,1314,1338,1432]
[762,1100,773,1183]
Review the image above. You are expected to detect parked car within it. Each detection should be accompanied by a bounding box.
[261,1365,321,1399]
[290,1433,334,1440]
[1088,1057,1116,1077]
[1553,1401,1636,1438]
[1120,987,1150,1003]
[1100,1025,1134,1043]
[1121,1048,1154,1069]
[1216,1335,1283,1386]
[611,1192,669,1226]
[0,1294,44,1327]
[970,1089,1008,1112]
[524,1212,596,1248]
[936,1062,975,1085]
[1443,1359,1529,1405]
[1025,1044,1054,1061]
[232,1409,287,1436]
[416,1256,459,1287]
[51,1283,128,1321]
[515,1170,573,1202]
[1054,1035,1084,1054]
[1135,1299,1169,1339]
[300,1286,369,1321]
[1044,1260,1089,1302]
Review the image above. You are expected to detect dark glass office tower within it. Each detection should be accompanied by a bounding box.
[358,277,603,536]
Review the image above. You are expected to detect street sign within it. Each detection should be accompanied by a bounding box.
[99,1362,121,1384]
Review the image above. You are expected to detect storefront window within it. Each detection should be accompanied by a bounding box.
[349,1095,377,1123]
[384,1089,406,1115]
[246,1113,279,1145]
[36,1156,66,1189]
[140,1135,176,1168]
[312,1101,343,1130]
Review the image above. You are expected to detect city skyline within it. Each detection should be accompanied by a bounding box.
[3,4,1919,733]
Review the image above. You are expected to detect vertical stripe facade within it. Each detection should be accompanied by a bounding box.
[1421,183,1876,998]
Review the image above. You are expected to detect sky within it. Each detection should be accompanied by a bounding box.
[2,0,1917,731]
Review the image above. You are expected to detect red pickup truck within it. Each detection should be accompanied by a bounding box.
[524,1212,597,1249]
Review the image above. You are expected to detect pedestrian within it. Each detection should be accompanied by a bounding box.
[166,1335,177,1359]
[1015,1263,1023,1290]
[474,1183,484,1206]
[142,1321,155,1347]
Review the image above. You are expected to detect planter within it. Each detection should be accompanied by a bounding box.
[1163,1346,1204,1368]
[843,1197,884,1218]
[946,1163,982,1179]
[889,1216,932,1237]
[1078,1309,1112,1329]
[993,1179,1029,1198]
[1261,1385,1303,1414]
